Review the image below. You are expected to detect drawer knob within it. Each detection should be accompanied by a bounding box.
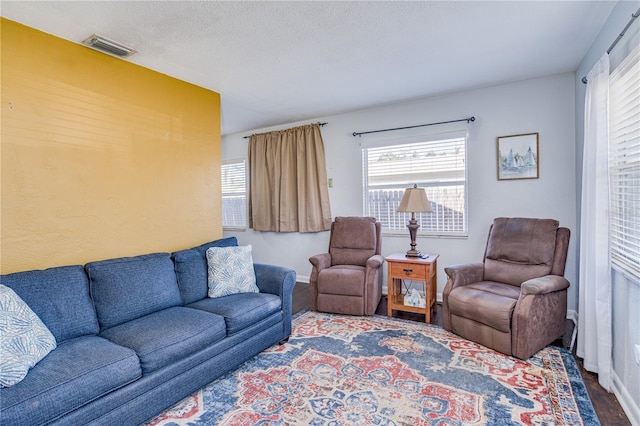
[403,268,413,275]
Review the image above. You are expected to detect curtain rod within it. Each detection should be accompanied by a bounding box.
[582,7,640,84]
[352,116,475,137]
[242,122,327,139]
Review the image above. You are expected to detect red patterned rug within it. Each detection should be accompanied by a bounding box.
[145,311,599,425]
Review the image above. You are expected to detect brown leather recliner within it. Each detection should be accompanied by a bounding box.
[309,217,384,316]
[443,217,570,360]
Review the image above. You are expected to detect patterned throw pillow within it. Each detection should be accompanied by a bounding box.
[0,284,57,387]
[206,245,259,298]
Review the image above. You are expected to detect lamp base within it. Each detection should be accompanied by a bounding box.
[405,249,422,257]
[405,214,422,258]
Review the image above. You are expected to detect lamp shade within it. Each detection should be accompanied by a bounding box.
[397,184,432,213]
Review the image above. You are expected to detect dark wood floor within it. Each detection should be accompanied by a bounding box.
[292,282,630,425]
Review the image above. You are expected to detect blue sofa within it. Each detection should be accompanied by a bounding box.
[0,237,296,425]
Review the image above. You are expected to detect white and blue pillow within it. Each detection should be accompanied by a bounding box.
[206,245,259,298]
[0,284,57,387]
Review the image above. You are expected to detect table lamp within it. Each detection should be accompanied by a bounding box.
[397,184,432,257]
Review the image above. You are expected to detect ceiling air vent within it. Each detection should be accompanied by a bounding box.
[82,34,136,58]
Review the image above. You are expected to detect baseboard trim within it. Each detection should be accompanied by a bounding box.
[612,370,640,426]
[296,275,310,284]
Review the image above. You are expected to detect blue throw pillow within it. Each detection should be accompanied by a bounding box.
[206,245,259,298]
[0,284,57,387]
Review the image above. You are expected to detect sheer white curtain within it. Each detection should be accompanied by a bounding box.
[577,53,612,391]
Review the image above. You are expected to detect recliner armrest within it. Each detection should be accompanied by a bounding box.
[309,253,332,272]
[520,275,569,295]
[444,263,484,289]
[366,254,384,269]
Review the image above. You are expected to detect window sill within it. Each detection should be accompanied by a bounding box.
[223,227,247,232]
[382,231,468,239]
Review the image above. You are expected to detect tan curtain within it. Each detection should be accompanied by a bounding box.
[248,123,332,232]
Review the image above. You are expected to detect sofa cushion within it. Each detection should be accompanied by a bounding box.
[172,237,239,305]
[0,265,99,343]
[0,285,57,387]
[187,292,281,335]
[86,253,182,330]
[330,217,377,266]
[172,249,208,305]
[0,336,140,426]
[484,218,559,286]
[206,245,259,298]
[192,236,239,255]
[447,281,520,332]
[99,307,226,374]
[318,266,366,297]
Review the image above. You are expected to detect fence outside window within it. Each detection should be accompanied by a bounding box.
[362,135,468,236]
[367,185,466,234]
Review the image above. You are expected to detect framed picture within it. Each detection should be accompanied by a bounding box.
[497,133,539,180]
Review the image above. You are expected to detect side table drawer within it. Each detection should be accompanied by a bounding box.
[389,262,427,280]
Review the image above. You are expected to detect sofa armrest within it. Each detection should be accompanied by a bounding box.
[364,254,385,315]
[253,263,297,338]
[442,263,484,331]
[444,263,484,289]
[309,253,331,272]
[520,275,569,296]
[254,263,296,296]
[308,253,331,311]
[366,254,384,270]
[512,275,569,359]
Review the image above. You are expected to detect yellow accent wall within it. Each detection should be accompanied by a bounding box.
[1,19,222,273]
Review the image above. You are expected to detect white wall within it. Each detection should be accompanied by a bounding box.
[222,73,578,314]
[575,2,640,423]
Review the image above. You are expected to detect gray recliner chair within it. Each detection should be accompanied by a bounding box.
[309,216,384,316]
[443,217,570,360]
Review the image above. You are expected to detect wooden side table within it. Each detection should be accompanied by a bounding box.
[385,252,439,323]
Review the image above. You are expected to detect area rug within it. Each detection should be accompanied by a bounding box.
[145,311,599,425]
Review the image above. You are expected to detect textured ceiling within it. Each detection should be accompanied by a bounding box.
[1,1,616,135]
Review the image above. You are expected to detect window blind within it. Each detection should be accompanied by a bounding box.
[362,136,467,235]
[609,44,640,280]
[221,159,247,229]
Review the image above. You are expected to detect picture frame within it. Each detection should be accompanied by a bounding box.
[497,133,539,180]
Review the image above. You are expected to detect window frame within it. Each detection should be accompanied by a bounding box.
[221,158,247,231]
[361,130,469,238]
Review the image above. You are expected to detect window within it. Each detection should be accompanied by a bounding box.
[362,133,468,236]
[221,159,247,229]
[609,44,640,280]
